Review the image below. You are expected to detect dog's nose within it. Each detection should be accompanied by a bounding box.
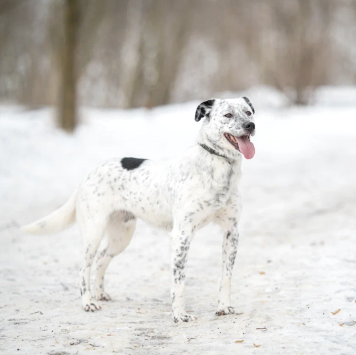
[242,122,255,132]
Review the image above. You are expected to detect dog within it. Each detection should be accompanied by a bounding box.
[22,97,256,323]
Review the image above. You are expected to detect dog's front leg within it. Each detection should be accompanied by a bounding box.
[170,231,196,323]
[216,223,239,316]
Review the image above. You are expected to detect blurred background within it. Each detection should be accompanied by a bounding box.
[1,0,356,131]
[1,1,356,353]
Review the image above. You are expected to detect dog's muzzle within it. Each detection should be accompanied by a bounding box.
[224,131,255,159]
[242,121,255,133]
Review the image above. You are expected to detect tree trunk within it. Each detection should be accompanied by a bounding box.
[120,0,144,109]
[58,0,79,132]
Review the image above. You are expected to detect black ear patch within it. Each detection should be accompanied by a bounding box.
[195,99,215,122]
[121,157,147,170]
[242,97,255,114]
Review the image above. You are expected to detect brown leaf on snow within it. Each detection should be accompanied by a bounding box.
[235,340,244,343]
[331,309,341,315]
[339,323,344,327]
[259,271,266,275]
[254,343,261,348]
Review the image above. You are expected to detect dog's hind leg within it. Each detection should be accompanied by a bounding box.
[94,212,136,301]
[79,220,107,312]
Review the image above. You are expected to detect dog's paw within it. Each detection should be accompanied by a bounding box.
[173,313,197,323]
[216,306,235,316]
[95,292,111,301]
[83,301,101,312]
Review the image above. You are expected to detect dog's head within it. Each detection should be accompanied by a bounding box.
[195,97,256,160]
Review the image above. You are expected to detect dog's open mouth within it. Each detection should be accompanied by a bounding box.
[224,133,255,159]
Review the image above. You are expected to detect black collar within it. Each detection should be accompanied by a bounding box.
[199,143,231,162]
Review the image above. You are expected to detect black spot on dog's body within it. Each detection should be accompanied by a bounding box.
[121,157,147,170]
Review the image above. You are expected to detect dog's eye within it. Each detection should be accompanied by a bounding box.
[246,111,252,116]
[224,113,233,118]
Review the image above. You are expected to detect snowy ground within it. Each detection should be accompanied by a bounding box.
[1,95,356,354]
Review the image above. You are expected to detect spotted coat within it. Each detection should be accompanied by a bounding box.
[22,97,256,322]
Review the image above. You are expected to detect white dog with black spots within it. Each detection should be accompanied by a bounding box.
[23,97,256,323]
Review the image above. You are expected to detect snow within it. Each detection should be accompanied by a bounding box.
[1,93,356,354]
[313,86,356,107]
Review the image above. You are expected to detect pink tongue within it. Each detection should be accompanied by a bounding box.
[236,136,255,159]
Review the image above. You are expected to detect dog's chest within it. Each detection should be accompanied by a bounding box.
[201,163,239,207]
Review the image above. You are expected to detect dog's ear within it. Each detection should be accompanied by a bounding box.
[242,97,255,114]
[195,99,215,122]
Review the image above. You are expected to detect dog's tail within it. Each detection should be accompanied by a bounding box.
[22,190,78,235]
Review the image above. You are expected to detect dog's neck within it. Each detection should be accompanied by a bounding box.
[197,130,241,164]
[199,143,230,161]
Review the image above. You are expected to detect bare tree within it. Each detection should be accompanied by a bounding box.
[119,0,144,109]
[142,0,190,108]
[0,0,354,111]
[58,0,80,132]
[252,0,335,105]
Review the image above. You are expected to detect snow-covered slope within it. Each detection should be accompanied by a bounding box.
[1,98,356,354]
